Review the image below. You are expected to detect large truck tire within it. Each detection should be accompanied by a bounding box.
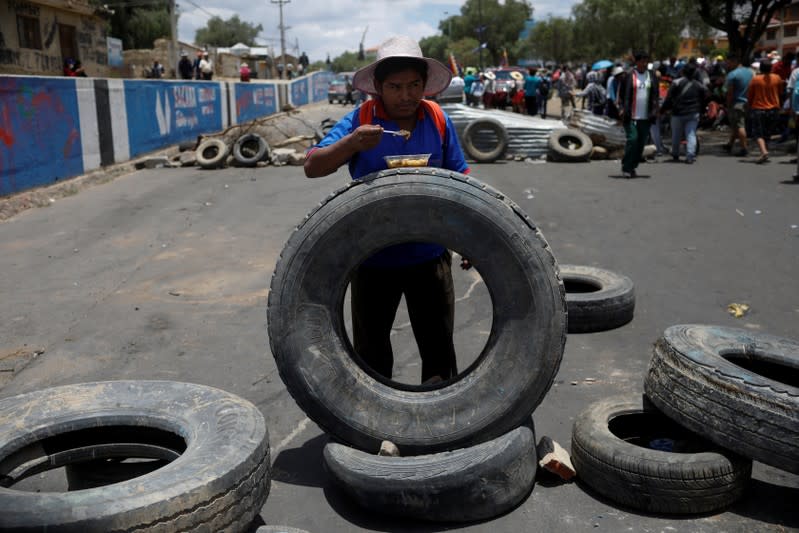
[571,396,751,514]
[267,168,566,455]
[644,324,799,474]
[323,422,537,522]
[0,380,270,532]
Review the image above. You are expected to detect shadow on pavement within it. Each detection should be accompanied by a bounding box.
[270,433,329,487]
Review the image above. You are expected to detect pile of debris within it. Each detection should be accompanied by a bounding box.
[169,110,330,169]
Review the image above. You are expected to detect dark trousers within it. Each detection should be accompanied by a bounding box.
[350,252,457,383]
[524,95,538,116]
[622,119,650,172]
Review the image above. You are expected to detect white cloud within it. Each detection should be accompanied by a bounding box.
[177,0,578,63]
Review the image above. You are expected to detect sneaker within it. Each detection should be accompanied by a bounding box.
[685,158,695,164]
[734,149,749,157]
[671,155,680,162]
[722,143,733,153]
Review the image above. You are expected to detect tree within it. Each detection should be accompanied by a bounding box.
[520,16,575,65]
[448,0,533,67]
[194,15,263,47]
[419,35,450,64]
[570,0,706,60]
[101,0,172,50]
[698,0,792,62]
[330,51,371,73]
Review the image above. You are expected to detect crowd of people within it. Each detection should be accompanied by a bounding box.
[450,49,799,178]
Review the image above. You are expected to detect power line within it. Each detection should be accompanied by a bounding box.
[181,0,216,19]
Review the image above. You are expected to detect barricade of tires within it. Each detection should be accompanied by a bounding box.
[570,324,798,514]
[170,111,329,170]
[0,380,272,532]
[268,168,567,521]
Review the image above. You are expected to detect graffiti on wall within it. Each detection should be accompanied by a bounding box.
[235,84,277,123]
[0,77,83,196]
[290,79,309,107]
[312,72,334,101]
[126,81,223,157]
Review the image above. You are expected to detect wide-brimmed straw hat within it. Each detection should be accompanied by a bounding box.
[484,70,496,80]
[510,70,524,81]
[352,36,452,96]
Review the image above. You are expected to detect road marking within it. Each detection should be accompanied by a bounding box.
[274,417,311,453]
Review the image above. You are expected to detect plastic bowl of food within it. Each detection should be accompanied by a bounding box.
[384,154,432,168]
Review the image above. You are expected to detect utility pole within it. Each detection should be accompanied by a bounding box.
[271,0,290,79]
[169,0,178,77]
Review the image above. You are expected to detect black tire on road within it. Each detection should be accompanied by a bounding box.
[0,381,271,532]
[267,169,566,455]
[560,264,635,333]
[461,118,509,163]
[196,138,229,169]
[548,129,593,162]
[571,395,752,514]
[644,324,799,474]
[323,422,537,522]
[233,133,270,167]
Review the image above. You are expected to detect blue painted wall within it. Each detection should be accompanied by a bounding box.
[235,83,278,123]
[0,77,84,197]
[290,78,309,107]
[124,80,224,158]
[1,71,334,197]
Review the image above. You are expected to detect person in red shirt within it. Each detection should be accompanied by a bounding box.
[747,60,784,163]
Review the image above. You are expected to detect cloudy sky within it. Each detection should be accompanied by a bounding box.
[177,0,579,63]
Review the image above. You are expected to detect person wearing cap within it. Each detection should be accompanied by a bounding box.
[178,51,193,80]
[617,51,659,178]
[239,62,251,82]
[606,65,625,119]
[199,52,213,80]
[304,36,470,384]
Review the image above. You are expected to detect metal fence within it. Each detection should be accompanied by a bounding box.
[442,104,567,158]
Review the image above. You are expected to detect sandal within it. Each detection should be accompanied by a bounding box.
[756,153,769,164]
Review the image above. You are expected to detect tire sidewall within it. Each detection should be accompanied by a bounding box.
[0,381,268,530]
[462,118,509,163]
[196,138,229,169]
[548,129,593,162]
[268,170,566,454]
[234,133,270,166]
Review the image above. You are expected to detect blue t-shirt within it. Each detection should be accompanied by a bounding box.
[524,75,541,97]
[726,66,754,104]
[312,99,469,268]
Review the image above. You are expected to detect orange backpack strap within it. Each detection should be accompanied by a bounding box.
[357,99,377,128]
[418,99,448,140]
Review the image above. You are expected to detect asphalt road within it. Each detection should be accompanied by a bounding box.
[1,109,798,532]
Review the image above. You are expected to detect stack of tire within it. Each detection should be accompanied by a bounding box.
[570,324,798,514]
[267,168,567,522]
[0,381,272,531]
[196,132,272,169]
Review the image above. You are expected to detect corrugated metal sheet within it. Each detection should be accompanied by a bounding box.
[441,104,567,158]
[567,109,626,148]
